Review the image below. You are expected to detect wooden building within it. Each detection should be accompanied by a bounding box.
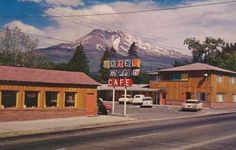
[149,63,236,108]
[0,66,99,115]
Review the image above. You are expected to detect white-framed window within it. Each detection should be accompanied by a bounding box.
[233,94,236,102]
[217,75,223,83]
[216,93,224,102]
[197,92,208,101]
[230,76,235,84]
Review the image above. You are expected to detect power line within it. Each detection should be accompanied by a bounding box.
[1,0,236,18]
[12,1,188,50]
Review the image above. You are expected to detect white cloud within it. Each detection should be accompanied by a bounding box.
[5,20,56,47]
[5,20,44,35]
[19,0,43,3]
[12,0,236,55]
[45,0,84,7]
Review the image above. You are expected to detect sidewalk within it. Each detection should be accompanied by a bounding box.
[0,115,136,138]
[1,106,236,139]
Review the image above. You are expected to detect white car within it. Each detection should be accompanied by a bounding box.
[182,99,203,111]
[140,97,153,108]
[118,95,133,104]
[132,94,145,105]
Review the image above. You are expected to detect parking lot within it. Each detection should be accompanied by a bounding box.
[107,101,221,120]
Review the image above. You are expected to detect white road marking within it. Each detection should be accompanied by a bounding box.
[194,124,215,129]
[172,134,236,150]
[55,148,67,150]
[128,132,161,139]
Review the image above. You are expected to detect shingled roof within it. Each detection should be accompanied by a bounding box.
[0,66,99,86]
[157,63,236,75]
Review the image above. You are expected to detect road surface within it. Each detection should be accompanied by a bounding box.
[1,113,236,150]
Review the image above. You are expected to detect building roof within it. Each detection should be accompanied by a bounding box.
[97,84,158,91]
[0,66,99,86]
[156,63,236,75]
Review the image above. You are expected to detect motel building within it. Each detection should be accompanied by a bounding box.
[0,66,99,115]
[149,63,236,108]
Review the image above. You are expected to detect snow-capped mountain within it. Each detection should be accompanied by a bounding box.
[38,29,190,73]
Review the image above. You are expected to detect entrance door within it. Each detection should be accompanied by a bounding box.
[85,93,96,115]
[186,92,192,100]
[160,92,166,105]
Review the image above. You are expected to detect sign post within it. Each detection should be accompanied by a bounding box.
[112,86,115,114]
[124,85,127,116]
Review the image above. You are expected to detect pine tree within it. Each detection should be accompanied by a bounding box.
[128,42,139,58]
[68,44,90,75]
[98,47,111,83]
[110,47,117,58]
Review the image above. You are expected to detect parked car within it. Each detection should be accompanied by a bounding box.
[97,98,112,115]
[132,94,145,105]
[182,99,203,111]
[118,95,133,104]
[140,97,153,108]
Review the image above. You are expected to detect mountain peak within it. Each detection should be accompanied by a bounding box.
[39,28,190,73]
[75,29,187,58]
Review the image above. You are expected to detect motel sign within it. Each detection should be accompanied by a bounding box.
[103,58,141,80]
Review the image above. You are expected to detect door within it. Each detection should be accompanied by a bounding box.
[85,93,96,115]
[186,92,191,100]
[160,92,166,105]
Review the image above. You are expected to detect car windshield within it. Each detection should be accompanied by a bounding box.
[121,95,131,98]
[143,98,151,101]
[186,100,199,103]
[135,96,141,98]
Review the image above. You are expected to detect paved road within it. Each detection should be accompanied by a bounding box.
[112,102,214,120]
[1,113,236,150]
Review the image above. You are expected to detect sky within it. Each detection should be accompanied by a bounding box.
[0,0,236,55]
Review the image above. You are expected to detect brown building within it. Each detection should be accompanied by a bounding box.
[149,63,236,108]
[0,66,99,115]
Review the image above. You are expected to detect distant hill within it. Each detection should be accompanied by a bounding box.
[38,29,191,74]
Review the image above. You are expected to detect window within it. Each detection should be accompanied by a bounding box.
[161,73,188,81]
[46,92,58,107]
[197,92,208,101]
[181,73,189,81]
[217,75,222,83]
[216,93,224,102]
[25,91,38,108]
[230,77,235,84]
[233,94,236,102]
[2,91,17,108]
[65,92,76,107]
[173,73,181,81]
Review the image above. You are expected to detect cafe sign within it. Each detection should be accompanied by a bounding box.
[108,78,133,87]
